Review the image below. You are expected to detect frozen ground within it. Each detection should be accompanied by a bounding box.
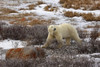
[0,0,100,67]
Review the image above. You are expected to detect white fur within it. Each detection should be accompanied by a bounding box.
[42,23,81,48]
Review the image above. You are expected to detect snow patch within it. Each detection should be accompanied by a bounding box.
[0,39,27,49]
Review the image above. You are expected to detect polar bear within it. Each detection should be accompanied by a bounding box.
[42,23,81,48]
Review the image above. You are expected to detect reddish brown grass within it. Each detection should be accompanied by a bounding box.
[0,8,18,14]
[64,11,100,21]
[27,1,44,10]
[44,5,58,12]
[60,0,100,10]
[28,4,35,10]
[9,17,52,26]
[64,11,80,17]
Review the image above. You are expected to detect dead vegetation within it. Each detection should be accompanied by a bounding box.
[87,25,100,28]
[28,4,36,10]
[28,19,50,26]
[10,18,52,26]
[0,8,18,14]
[0,12,36,20]
[0,56,94,67]
[77,24,100,53]
[44,5,58,12]
[60,0,100,10]
[27,1,44,10]
[0,23,48,45]
[0,11,52,26]
[64,11,100,21]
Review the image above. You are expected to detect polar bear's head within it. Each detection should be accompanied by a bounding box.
[48,25,57,35]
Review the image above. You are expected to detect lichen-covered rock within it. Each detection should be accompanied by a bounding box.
[6,46,45,60]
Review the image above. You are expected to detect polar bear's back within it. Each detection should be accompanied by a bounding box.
[58,23,78,38]
[48,23,78,38]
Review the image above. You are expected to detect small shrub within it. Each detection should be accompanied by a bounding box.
[0,24,48,45]
[78,29,89,40]
[0,56,94,67]
[0,25,27,40]
[78,24,100,53]
[89,24,100,53]
[26,25,48,45]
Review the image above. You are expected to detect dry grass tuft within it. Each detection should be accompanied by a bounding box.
[44,5,58,12]
[27,1,44,10]
[0,11,52,26]
[19,8,29,10]
[64,11,80,17]
[87,25,100,28]
[28,4,35,10]
[37,1,45,5]
[28,19,45,26]
[81,13,95,21]
[0,8,18,14]
[9,17,52,26]
[64,11,100,21]
[60,0,100,10]
[28,19,52,26]
[82,13,100,21]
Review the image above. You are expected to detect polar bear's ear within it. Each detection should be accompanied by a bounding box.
[47,25,52,28]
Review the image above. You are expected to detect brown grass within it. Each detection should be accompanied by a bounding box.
[64,11,100,21]
[44,5,58,12]
[28,4,35,10]
[9,17,52,26]
[87,25,100,28]
[0,8,18,14]
[64,11,80,17]
[28,19,52,26]
[60,0,100,10]
[28,19,44,26]
[0,10,52,26]
[0,12,36,22]
[82,13,100,21]
[0,15,20,21]
[27,1,44,10]
[37,1,45,5]
[9,17,28,26]
[19,8,29,10]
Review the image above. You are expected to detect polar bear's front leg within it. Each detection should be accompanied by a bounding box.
[66,37,71,45]
[55,35,63,48]
[42,34,53,48]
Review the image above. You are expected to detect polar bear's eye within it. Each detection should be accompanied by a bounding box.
[53,28,56,31]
